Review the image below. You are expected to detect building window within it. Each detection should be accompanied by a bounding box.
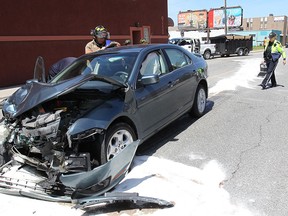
[247,22,249,28]
[260,23,263,29]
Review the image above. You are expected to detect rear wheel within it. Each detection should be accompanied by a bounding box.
[244,48,249,56]
[100,122,136,164]
[203,50,211,60]
[190,85,207,117]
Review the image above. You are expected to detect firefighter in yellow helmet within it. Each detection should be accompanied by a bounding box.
[140,38,148,44]
[260,32,286,89]
[85,25,120,54]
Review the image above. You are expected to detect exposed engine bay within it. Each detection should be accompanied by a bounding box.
[0,87,120,199]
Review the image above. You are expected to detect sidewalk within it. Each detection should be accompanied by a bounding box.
[0,86,19,100]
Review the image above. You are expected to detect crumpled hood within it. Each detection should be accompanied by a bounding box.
[3,74,95,119]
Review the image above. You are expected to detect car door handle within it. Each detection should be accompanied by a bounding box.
[168,80,179,87]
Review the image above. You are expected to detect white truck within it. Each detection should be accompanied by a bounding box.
[169,37,216,60]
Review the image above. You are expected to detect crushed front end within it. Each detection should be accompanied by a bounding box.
[0,82,137,201]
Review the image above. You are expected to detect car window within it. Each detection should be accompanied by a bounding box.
[165,48,192,70]
[50,52,137,84]
[140,51,168,76]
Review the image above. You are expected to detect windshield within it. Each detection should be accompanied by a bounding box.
[50,52,138,84]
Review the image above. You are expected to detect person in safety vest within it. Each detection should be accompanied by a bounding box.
[260,32,286,89]
[263,37,269,49]
[85,25,120,54]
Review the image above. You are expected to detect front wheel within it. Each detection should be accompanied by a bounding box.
[100,122,136,164]
[0,143,11,166]
[190,85,207,117]
[237,48,244,56]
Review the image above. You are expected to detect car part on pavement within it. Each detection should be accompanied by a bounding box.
[74,192,174,210]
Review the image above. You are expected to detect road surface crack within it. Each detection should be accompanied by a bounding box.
[224,125,263,184]
[225,110,280,183]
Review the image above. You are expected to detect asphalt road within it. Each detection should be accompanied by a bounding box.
[138,49,288,216]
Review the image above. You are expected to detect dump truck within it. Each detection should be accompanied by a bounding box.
[209,34,253,57]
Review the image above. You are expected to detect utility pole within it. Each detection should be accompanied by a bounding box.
[224,0,228,35]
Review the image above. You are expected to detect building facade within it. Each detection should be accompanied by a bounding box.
[0,0,168,87]
[243,15,288,44]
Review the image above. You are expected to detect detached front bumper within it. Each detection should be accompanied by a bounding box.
[0,140,139,202]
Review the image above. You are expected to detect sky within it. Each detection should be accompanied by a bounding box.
[168,0,288,24]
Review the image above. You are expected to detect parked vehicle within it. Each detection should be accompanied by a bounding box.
[0,44,208,201]
[169,37,216,60]
[209,34,253,57]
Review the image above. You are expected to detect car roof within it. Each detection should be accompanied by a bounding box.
[86,44,179,55]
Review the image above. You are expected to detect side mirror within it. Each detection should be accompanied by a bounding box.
[140,74,160,86]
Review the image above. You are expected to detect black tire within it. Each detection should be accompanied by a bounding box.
[0,143,10,166]
[237,48,244,56]
[190,85,207,118]
[100,122,136,164]
[0,144,5,166]
[244,48,249,56]
[203,50,211,60]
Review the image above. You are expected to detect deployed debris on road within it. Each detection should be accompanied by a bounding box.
[74,192,174,211]
[0,140,138,202]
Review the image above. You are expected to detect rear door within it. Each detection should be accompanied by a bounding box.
[162,48,197,114]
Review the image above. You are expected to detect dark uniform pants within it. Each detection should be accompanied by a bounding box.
[261,60,278,87]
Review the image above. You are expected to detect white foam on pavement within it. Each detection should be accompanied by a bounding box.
[0,156,258,216]
[109,156,256,216]
[209,58,262,96]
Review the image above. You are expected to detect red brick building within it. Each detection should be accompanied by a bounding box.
[0,0,168,87]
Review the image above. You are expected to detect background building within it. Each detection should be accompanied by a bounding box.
[234,30,282,46]
[243,14,288,44]
[0,0,168,87]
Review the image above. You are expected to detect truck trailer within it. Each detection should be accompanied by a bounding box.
[210,34,253,57]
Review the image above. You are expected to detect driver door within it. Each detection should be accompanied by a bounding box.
[134,50,176,138]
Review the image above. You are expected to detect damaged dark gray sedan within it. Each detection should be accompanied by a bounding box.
[0,44,208,202]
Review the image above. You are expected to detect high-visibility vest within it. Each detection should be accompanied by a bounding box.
[265,40,286,59]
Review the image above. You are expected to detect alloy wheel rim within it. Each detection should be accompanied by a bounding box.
[107,129,134,160]
[197,88,206,113]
